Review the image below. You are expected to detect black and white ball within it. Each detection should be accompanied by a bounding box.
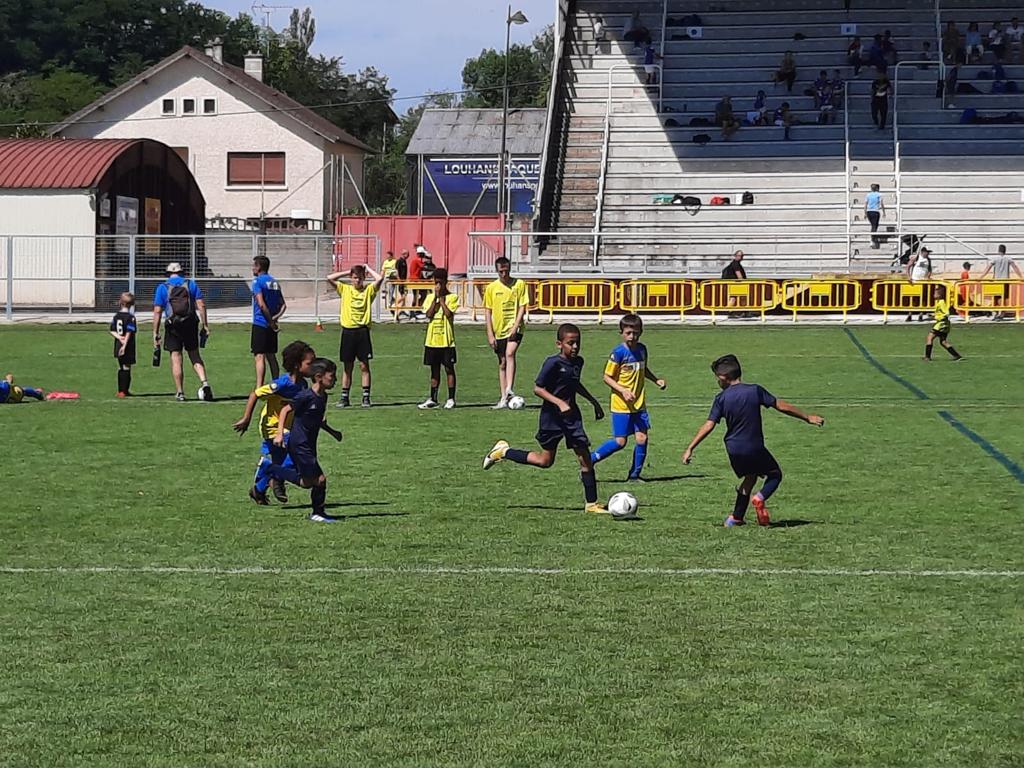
[608,492,639,519]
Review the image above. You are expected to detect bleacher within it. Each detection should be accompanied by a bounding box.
[531,0,1024,276]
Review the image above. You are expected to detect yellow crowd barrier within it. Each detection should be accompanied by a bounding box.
[954,280,1024,322]
[781,279,862,322]
[536,280,618,322]
[870,279,951,321]
[699,280,779,322]
[618,280,698,319]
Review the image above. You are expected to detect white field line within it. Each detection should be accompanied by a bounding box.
[1,565,1022,578]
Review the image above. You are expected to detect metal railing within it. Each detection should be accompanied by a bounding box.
[844,83,852,264]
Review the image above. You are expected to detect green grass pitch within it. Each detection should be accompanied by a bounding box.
[1,321,1022,767]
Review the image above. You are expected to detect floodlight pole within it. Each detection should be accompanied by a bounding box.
[499,7,528,234]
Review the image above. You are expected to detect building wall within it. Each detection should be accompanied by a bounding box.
[0,191,96,305]
[59,55,363,224]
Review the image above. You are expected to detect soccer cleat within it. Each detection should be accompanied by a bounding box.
[308,512,339,523]
[953,356,965,362]
[482,440,509,469]
[249,487,270,506]
[361,396,372,408]
[201,385,214,402]
[175,392,186,402]
[116,392,127,399]
[626,474,646,483]
[417,398,438,409]
[491,397,508,410]
[336,398,350,408]
[585,502,611,515]
[752,496,770,526]
[443,398,457,409]
[724,515,746,527]
[271,480,288,504]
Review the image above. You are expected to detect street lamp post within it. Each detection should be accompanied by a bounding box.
[499,6,529,232]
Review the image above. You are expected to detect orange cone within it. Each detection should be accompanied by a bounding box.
[314,317,324,332]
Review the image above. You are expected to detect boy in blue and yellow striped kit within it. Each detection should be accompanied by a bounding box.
[590,314,666,481]
[0,373,45,403]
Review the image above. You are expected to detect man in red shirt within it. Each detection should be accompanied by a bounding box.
[409,245,427,317]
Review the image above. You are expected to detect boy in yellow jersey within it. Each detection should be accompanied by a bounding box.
[590,314,666,481]
[483,256,529,408]
[232,340,316,505]
[923,285,964,362]
[326,264,384,407]
[380,251,400,319]
[418,268,460,409]
[0,373,45,403]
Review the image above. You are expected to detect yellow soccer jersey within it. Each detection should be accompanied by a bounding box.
[483,278,528,339]
[338,282,378,328]
[605,342,648,413]
[254,375,307,439]
[423,291,460,348]
[381,258,398,279]
[933,298,952,332]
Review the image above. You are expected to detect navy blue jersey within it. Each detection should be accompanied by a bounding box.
[110,310,137,358]
[535,354,585,416]
[288,387,328,452]
[708,383,777,455]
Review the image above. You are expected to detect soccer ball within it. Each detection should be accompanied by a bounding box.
[196,386,208,401]
[507,395,526,410]
[608,492,639,519]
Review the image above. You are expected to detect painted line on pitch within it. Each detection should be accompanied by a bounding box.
[938,411,1024,485]
[843,328,930,400]
[0,565,1022,579]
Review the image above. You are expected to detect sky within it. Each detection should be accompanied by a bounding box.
[213,0,555,113]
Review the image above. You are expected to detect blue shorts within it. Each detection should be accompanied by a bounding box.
[610,410,651,438]
[288,443,323,480]
[536,408,590,450]
[727,448,781,479]
[260,436,289,463]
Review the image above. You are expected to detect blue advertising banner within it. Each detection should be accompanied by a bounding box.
[423,156,540,214]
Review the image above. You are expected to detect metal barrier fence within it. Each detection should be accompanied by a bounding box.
[870,279,951,321]
[536,280,618,322]
[954,279,1024,321]
[699,280,780,322]
[618,280,698,319]
[781,279,862,322]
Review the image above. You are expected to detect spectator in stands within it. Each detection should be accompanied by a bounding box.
[942,21,964,64]
[747,90,769,126]
[593,15,606,51]
[623,11,650,49]
[642,41,662,85]
[907,246,933,322]
[964,22,984,62]
[870,74,891,130]
[881,30,898,66]
[1007,18,1023,63]
[864,184,886,249]
[772,52,797,93]
[715,96,740,139]
[988,21,1007,61]
[773,102,797,140]
[847,36,864,76]
[813,70,830,108]
[918,40,934,70]
[830,70,846,108]
[978,244,1023,319]
[868,34,886,72]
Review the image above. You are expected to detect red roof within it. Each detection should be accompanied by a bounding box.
[0,139,143,189]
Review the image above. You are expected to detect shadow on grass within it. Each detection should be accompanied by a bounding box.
[281,500,392,511]
[768,519,817,528]
[602,474,707,484]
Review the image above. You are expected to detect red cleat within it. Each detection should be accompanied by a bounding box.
[116,392,127,398]
[752,495,770,526]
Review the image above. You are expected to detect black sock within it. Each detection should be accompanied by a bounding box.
[733,487,750,519]
[581,470,598,504]
[362,386,370,399]
[117,369,130,394]
[311,482,326,514]
[506,448,530,464]
[924,344,933,360]
[430,385,439,402]
[447,384,456,401]
[946,346,961,359]
[341,388,350,402]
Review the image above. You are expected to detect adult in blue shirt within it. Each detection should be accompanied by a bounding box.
[863,184,886,249]
[250,255,287,387]
[152,261,213,402]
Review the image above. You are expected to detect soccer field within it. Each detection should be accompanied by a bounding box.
[2,321,1022,767]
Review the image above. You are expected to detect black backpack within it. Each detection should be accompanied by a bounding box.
[742,191,754,205]
[166,281,196,324]
[672,194,701,216]
[692,133,712,146]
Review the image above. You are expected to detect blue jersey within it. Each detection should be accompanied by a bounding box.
[288,387,327,452]
[252,273,284,327]
[153,275,202,315]
[708,383,777,455]
[536,354,584,417]
[0,380,10,403]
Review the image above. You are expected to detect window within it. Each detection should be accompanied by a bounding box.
[203,98,217,115]
[227,152,286,186]
[182,98,195,115]
[161,98,175,115]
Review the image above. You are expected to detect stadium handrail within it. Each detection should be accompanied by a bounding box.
[531,0,570,234]
[844,82,851,263]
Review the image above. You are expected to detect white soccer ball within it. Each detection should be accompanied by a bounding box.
[196,386,208,401]
[608,491,639,519]
[507,395,526,410]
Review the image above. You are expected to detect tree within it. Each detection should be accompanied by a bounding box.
[460,26,553,109]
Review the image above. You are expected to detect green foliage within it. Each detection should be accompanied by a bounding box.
[0,67,104,136]
[461,26,554,109]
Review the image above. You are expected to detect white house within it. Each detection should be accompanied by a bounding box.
[53,43,375,229]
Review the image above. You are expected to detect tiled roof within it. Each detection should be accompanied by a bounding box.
[407,108,547,156]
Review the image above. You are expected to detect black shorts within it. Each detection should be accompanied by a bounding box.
[251,324,278,355]
[494,332,524,360]
[114,340,136,366]
[423,347,457,367]
[931,327,949,340]
[288,444,323,480]
[536,409,590,450]
[164,317,199,352]
[340,326,373,364]
[727,448,781,479]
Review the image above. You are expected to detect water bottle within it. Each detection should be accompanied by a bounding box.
[152,345,161,367]
[199,328,208,348]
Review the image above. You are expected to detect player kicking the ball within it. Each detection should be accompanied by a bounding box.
[482,323,608,515]
[682,354,824,527]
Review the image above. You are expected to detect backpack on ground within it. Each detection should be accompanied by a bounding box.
[166,281,196,324]
[991,80,1006,94]
[692,133,712,146]
[1006,80,1019,93]
[689,116,712,127]
[741,191,754,205]
[672,194,702,216]
[710,195,730,205]
[959,108,978,124]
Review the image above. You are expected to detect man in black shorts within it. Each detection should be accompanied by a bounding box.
[152,261,213,402]
[250,256,286,387]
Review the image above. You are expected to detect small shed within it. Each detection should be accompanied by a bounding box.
[0,138,204,306]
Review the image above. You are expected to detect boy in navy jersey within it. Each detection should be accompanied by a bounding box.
[268,358,343,522]
[682,354,824,527]
[482,323,608,514]
[109,291,137,397]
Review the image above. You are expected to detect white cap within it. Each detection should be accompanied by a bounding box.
[165,262,183,274]
[415,245,427,255]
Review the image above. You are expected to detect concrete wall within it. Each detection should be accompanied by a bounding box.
[0,191,96,305]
